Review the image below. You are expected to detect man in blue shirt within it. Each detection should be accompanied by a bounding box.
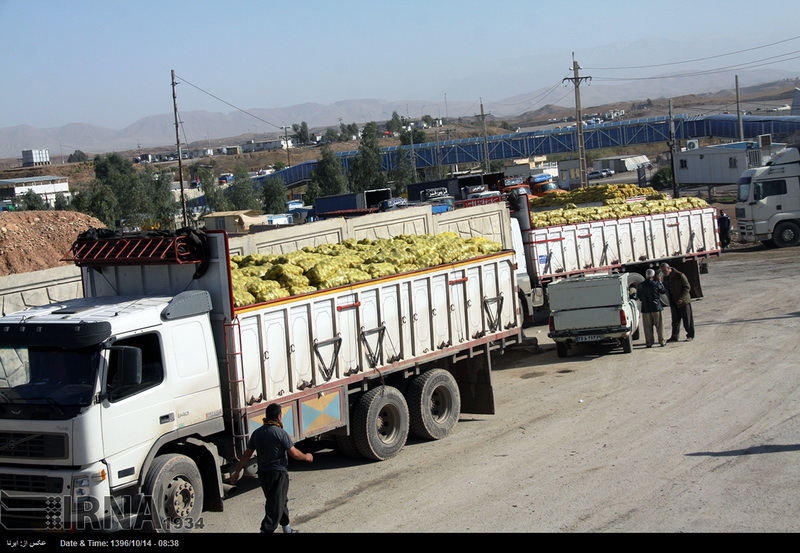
[230,403,314,533]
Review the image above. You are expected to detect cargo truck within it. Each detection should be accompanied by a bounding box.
[506,192,721,321]
[735,143,800,247]
[0,227,522,532]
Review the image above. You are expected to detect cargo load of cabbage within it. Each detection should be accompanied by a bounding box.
[229,233,503,307]
[529,184,661,208]
[529,197,709,229]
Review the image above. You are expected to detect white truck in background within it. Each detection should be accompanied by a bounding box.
[735,143,800,247]
[0,218,521,532]
[546,273,641,357]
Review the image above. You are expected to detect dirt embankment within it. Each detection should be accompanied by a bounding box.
[0,211,106,276]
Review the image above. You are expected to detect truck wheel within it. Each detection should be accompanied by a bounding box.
[142,454,204,533]
[622,333,633,353]
[352,386,409,461]
[556,342,568,358]
[773,221,800,248]
[335,433,361,458]
[407,369,461,440]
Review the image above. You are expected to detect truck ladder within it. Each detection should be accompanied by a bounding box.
[223,317,250,458]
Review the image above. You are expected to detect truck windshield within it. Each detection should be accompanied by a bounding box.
[737,177,751,203]
[540,182,558,192]
[0,346,100,419]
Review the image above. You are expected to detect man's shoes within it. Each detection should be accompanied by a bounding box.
[660,341,666,347]
[646,344,653,348]
[667,337,679,343]
[685,336,693,342]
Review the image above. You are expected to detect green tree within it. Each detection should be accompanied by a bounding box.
[227,165,261,210]
[348,122,386,192]
[72,179,119,227]
[399,127,427,146]
[198,167,232,213]
[651,167,673,190]
[146,169,179,229]
[54,192,70,210]
[272,161,286,172]
[302,179,322,206]
[93,153,145,227]
[19,190,48,211]
[385,111,403,133]
[310,145,348,197]
[263,176,287,214]
[67,150,88,163]
[387,148,415,196]
[323,128,339,144]
[292,122,310,145]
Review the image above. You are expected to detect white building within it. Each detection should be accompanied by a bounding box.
[673,139,782,187]
[0,176,70,207]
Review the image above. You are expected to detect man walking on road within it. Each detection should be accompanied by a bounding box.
[637,268,667,347]
[230,403,314,533]
[660,262,695,342]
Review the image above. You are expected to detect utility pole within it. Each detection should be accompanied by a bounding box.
[280,126,291,166]
[406,105,416,177]
[668,99,679,199]
[477,98,490,172]
[735,74,745,141]
[563,55,591,188]
[171,70,189,228]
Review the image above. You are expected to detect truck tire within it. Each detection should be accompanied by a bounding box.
[622,333,633,353]
[335,433,361,459]
[772,221,800,248]
[352,386,409,461]
[142,453,204,533]
[407,369,461,440]
[556,341,568,358]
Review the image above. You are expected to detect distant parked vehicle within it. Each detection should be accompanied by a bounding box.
[588,170,604,180]
[601,169,615,177]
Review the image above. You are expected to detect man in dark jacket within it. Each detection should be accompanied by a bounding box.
[660,262,694,342]
[636,268,667,347]
[230,403,314,533]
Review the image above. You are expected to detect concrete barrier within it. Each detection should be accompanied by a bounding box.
[0,265,82,316]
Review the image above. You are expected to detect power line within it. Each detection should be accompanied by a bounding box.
[585,34,800,71]
[174,73,283,131]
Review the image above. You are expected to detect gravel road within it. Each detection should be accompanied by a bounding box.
[199,244,799,534]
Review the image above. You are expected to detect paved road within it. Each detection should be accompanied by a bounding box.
[198,244,799,534]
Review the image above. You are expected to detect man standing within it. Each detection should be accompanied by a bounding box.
[636,268,667,347]
[230,403,313,533]
[659,262,694,342]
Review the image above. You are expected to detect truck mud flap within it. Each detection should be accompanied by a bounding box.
[452,343,495,415]
[674,258,704,299]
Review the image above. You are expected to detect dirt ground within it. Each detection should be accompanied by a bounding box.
[196,243,799,534]
[0,211,106,276]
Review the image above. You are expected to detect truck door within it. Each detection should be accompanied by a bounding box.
[753,179,788,235]
[100,332,176,490]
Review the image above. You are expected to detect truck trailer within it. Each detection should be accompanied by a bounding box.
[0,227,521,532]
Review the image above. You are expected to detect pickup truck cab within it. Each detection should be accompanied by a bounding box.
[547,273,641,357]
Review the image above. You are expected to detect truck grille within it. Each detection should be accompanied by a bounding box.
[0,432,67,459]
[735,207,745,219]
[0,474,64,493]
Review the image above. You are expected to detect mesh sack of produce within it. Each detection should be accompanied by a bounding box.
[307,258,348,284]
[317,274,351,290]
[342,268,372,284]
[416,252,442,267]
[266,263,304,281]
[246,277,281,295]
[466,236,502,254]
[278,273,310,289]
[367,262,397,278]
[253,287,291,303]
[289,285,317,296]
[237,265,272,278]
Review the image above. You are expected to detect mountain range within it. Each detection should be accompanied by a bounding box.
[1,68,797,161]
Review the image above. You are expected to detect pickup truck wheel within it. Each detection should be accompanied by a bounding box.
[622,333,633,353]
[556,342,568,358]
[407,369,461,440]
[142,454,204,533]
[773,221,800,248]
[352,386,409,461]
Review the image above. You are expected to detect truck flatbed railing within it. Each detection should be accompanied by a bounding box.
[62,229,208,266]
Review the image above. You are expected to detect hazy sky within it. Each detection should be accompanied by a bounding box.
[2,0,800,130]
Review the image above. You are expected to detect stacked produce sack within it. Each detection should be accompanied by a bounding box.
[527,184,709,229]
[230,233,503,307]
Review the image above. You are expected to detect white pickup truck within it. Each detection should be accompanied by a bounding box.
[546,273,641,357]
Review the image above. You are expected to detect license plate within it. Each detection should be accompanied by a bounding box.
[576,335,603,342]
